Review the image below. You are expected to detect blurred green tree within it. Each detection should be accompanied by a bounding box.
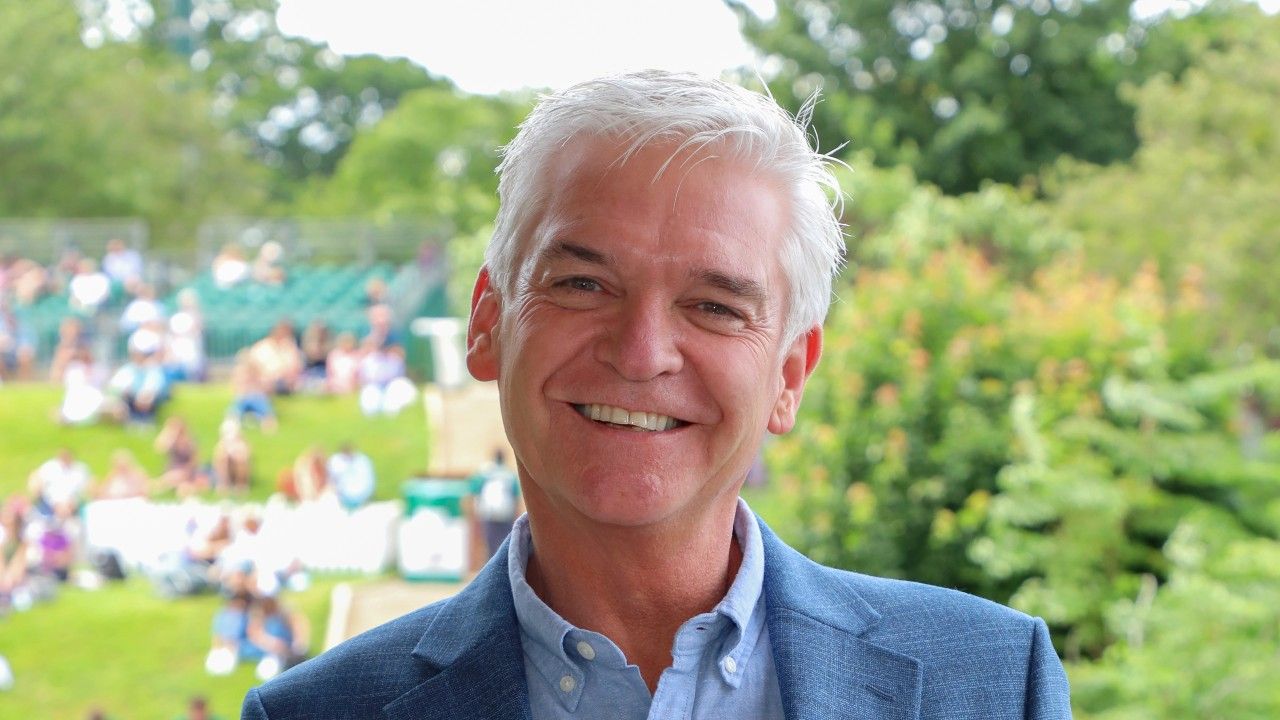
[297,87,528,238]
[78,0,447,203]
[773,154,1280,670]
[0,0,266,246]
[729,0,1228,193]
[1045,7,1280,354]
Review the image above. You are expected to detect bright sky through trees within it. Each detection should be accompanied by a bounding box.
[275,0,779,95]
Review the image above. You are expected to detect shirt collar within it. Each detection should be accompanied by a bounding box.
[507,517,585,710]
[710,498,767,687]
[507,498,767,703]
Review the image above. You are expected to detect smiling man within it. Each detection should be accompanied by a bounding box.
[243,71,1070,720]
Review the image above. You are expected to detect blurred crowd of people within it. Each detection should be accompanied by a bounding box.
[28,248,414,426]
[2,432,382,614]
[3,240,419,425]
[1,239,148,383]
[1,239,436,701]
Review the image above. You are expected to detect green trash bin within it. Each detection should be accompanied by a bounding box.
[399,478,471,582]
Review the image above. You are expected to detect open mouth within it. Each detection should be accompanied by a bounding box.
[572,403,689,432]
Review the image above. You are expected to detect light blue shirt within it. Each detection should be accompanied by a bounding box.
[507,499,783,720]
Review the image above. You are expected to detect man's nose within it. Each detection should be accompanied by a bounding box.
[595,299,684,381]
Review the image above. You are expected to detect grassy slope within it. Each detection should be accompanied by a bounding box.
[0,384,433,718]
[0,576,341,719]
[0,384,430,502]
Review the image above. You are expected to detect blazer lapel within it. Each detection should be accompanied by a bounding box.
[383,545,533,720]
[761,521,923,720]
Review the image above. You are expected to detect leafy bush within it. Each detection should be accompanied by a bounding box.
[774,168,1280,715]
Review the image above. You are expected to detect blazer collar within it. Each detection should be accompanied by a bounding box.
[382,520,923,720]
[760,520,923,720]
[383,542,532,720]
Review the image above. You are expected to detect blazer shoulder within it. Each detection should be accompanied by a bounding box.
[762,523,1037,640]
[832,568,1064,694]
[248,598,448,719]
[840,568,1038,633]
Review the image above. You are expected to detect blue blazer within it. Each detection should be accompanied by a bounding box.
[243,520,1071,719]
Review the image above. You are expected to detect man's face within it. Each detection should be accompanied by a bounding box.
[467,139,820,533]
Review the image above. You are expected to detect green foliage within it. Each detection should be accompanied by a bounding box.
[0,0,267,247]
[836,154,1078,278]
[772,163,1280,713]
[78,0,448,203]
[299,88,528,237]
[1045,7,1280,352]
[733,0,1164,192]
[1070,514,1280,718]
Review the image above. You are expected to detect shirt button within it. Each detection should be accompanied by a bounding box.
[576,641,596,661]
[560,675,576,693]
[723,657,737,674]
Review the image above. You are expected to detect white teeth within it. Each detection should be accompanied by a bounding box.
[578,403,679,431]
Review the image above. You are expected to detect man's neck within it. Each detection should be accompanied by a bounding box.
[522,499,743,692]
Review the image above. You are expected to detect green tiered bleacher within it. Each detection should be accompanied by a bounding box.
[17,261,450,372]
[192,264,388,360]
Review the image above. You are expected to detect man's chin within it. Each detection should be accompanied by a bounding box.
[535,472,679,529]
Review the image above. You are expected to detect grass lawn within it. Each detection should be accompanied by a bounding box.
[0,383,431,502]
[0,383,435,717]
[0,575,344,719]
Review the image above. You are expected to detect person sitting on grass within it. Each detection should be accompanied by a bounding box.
[166,288,206,382]
[299,319,330,391]
[28,448,92,520]
[206,590,256,676]
[56,344,106,426]
[1,497,32,612]
[324,332,361,395]
[31,512,76,584]
[276,446,327,504]
[0,296,36,382]
[325,443,375,511]
[247,594,311,681]
[47,316,88,383]
[356,340,416,417]
[155,417,206,498]
[228,352,277,432]
[96,449,151,500]
[247,320,303,396]
[212,419,252,496]
[105,347,172,427]
[147,507,231,599]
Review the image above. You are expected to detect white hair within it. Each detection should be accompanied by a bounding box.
[487,69,846,344]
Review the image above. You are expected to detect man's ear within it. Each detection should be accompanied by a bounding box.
[767,326,822,435]
[466,266,502,381]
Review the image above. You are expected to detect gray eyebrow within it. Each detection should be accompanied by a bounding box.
[538,241,608,266]
[694,269,767,306]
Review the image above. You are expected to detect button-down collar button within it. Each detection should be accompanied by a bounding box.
[575,641,596,661]
[723,656,737,674]
[559,675,576,693]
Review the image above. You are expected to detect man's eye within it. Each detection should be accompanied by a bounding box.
[699,302,742,319]
[558,277,602,293]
